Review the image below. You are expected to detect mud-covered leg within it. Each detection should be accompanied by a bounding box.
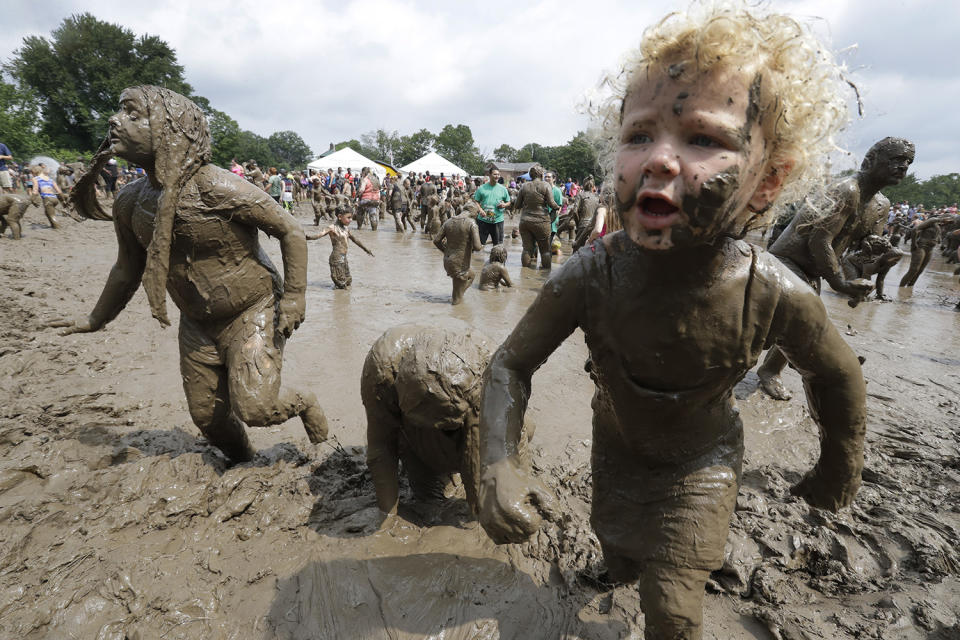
[757,347,791,400]
[637,564,710,640]
[223,302,328,443]
[899,247,925,287]
[907,248,933,286]
[364,397,402,514]
[179,327,255,463]
[519,221,536,268]
[451,272,474,306]
[536,226,552,269]
[43,199,61,229]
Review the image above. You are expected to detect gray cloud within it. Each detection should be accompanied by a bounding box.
[2,0,956,178]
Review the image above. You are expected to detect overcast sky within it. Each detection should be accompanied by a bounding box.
[2,0,956,178]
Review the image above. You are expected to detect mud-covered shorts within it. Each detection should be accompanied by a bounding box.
[590,416,743,573]
[330,253,351,288]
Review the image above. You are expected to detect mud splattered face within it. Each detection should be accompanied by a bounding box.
[614,67,777,250]
[107,89,154,166]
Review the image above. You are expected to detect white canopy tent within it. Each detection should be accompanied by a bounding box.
[399,151,467,178]
[307,147,386,179]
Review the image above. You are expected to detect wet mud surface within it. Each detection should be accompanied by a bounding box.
[0,203,958,638]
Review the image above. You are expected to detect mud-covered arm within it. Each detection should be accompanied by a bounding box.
[202,168,308,336]
[772,276,866,511]
[477,258,584,543]
[432,225,447,251]
[471,222,482,251]
[498,265,513,287]
[915,216,943,231]
[349,231,374,256]
[807,190,858,292]
[305,227,332,240]
[52,188,146,333]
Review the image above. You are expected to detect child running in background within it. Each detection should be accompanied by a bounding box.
[475,4,865,639]
[307,208,374,289]
[31,165,63,229]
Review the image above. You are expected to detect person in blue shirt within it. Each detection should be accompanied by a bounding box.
[0,142,14,193]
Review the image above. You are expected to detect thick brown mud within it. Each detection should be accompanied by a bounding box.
[0,202,957,638]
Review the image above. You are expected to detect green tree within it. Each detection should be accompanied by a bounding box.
[361,129,400,164]
[493,144,518,162]
[335,139,365,154]
[0,77,50,157]
[208,109,243,167]
[395,129,435,167]
[268,130,312,168]
[6,13,195,151]
[434,124,476,170]
[550,132,601,182]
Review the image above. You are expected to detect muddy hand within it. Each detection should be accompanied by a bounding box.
[47,315,97,336]
[790,467,862,512]
[478,457,557,544]
[276,294,305,338]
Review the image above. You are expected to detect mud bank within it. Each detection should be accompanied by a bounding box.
[0,203,957,638]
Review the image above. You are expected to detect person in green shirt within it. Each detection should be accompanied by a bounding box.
[267,167,282,203]
[473,166,511,245]
[545,171,565,238]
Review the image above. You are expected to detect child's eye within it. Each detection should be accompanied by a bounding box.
[626,132,651,145]
[690,134,722,148]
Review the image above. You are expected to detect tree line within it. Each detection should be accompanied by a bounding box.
[1,13,312,169]
[2,13,602,180]
[881,173,960,209]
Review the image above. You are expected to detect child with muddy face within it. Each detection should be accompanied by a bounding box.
[50,86,328,463]
[476,6,865,640]
[307,210,374,289]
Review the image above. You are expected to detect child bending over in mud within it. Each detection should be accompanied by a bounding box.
[307,208,374,289]
[478,244,513,290]
[475,5,865,639]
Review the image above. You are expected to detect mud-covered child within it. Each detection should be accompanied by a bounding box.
[478,244,513,290]
[307,208,374,289]
[475,5,866,639]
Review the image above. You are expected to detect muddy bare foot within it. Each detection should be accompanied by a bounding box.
[301,403,328,443]
[757,370,792,400]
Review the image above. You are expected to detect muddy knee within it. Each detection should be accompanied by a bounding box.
[231,396,277,426]
[637,564,709,640]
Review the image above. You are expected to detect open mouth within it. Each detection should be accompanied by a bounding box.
[637,195,681,230]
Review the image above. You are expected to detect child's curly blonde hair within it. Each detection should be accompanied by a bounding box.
[592,2,852,225]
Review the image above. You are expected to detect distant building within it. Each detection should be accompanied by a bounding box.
[486,161,537,183]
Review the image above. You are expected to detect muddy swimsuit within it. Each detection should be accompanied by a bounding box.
[566,235,793,573]
[35,176,61,227]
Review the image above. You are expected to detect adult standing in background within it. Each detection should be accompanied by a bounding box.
[0,141,13,193]
[473,167,510,245]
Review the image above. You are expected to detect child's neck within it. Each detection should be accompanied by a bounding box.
[637,239,730,286]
